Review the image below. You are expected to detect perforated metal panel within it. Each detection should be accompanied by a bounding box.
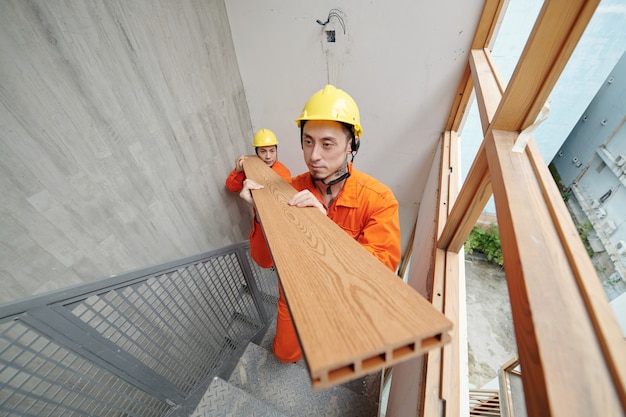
[246,252,280,309]
[0,243,278,417]
[0,320,171,417]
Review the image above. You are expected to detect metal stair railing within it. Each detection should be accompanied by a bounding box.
[0,242,278,417]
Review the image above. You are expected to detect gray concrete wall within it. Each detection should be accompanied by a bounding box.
[0,0,253,303]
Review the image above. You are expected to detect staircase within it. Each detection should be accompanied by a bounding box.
[469,389,501,416]
[0,241,527,416]
[0,244,384,416]
[189,319,383,417]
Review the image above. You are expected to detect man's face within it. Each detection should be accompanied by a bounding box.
[256,146,277,166]
[302,120,352,180]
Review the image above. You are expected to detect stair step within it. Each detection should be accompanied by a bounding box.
[257,314,383,405]
[189,376,288,417]
[257,313,277,351]
[228,343,379,417]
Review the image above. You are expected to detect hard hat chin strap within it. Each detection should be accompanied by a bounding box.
[319,171,350,195]
[315,162,350,195]
[349,149,357,163]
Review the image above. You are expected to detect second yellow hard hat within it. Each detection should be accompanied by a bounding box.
[253,128,279,147]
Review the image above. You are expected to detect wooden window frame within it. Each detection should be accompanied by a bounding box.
[415,0,626,416]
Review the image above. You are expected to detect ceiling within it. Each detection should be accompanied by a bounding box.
[224,1,488,251]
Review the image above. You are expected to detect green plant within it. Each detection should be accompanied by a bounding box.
[548,163,570,201]
[465,224,504,266]
[576,221,594,257]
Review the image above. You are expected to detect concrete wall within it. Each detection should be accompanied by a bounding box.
[0,0,253,303]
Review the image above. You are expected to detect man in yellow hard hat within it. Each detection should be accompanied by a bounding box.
[226,128,291,268]
[239,85,401,364]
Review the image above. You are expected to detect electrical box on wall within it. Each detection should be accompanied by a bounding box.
[316,8,345,45]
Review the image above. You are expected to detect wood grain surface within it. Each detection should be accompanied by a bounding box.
[486,131,625,416]
[243,156,453,390]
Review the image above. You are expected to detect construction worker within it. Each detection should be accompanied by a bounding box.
[226,128,291,268]
[239,85,401,363]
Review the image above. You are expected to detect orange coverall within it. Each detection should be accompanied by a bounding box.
[225,160,291,268]
[273,163,401,363]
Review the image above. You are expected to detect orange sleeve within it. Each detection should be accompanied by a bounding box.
[323,169,401,273]
[356,194,401,272]
[271,161,292,181]
[225,169,246,192]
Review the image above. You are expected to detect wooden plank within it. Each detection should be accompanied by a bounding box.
[386,142,445,416]
[526,138,626,408]
[485,130,625,417]
[437,132,452,238]
[437,144,492,252]
[492,0,601,131]
[440,131,461,417]
[422,132,463,417]
[440,275,461,417]
[446,0,508,131]
[469,49,505,133]
[438,48,504,253]
[243,156,453,391]
[421,133,451,416]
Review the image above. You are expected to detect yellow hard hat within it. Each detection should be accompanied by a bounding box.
[295,85,362,138]
[253,128,279,147]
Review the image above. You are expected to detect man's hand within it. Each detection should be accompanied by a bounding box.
[288,190,327,215]
[240,179,264,206]
[235,155,247,172]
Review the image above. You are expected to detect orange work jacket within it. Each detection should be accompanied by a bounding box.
[289,163,401,271]
[271,163,401,363]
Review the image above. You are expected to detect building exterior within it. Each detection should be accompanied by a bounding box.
[552,50,626,301]
[551,50,626,337]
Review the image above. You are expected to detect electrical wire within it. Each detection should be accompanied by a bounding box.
[316,9,347,85]
[316,8,346,34]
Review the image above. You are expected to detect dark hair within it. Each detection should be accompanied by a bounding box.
[255,145,278,156]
